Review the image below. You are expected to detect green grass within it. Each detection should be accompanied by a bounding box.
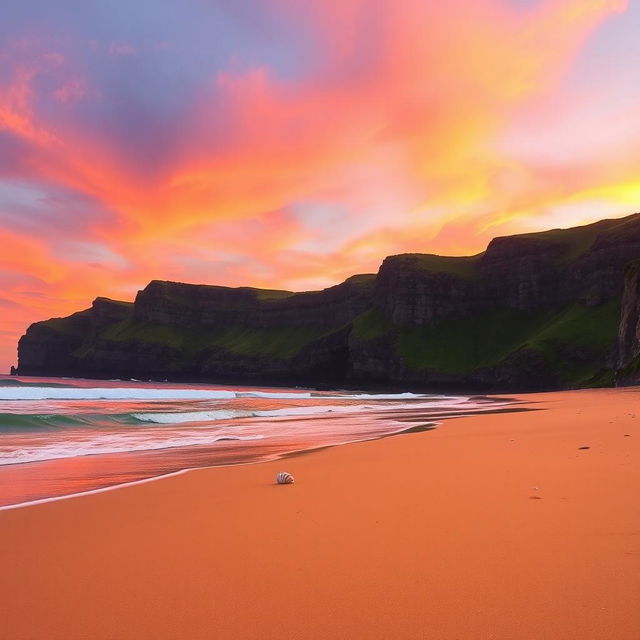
[516,213,640,264]
[270,273,377,299]
[42,309,92,335]
[90,317,328,360]
[343,273,377,289]
[209,325,328,358]
[397,308,553,374]
[397,299,621,386]
[527,299,621,386]
[517,225,604,264]
[352,307,392,341]
[527,299,620,354]
[146,281,298,310]
[94,298,134,308]
[387,254,481,279]
[100,319,185,348]
[249,288,295,301]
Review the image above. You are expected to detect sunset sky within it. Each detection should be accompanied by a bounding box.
[1,0,639,368]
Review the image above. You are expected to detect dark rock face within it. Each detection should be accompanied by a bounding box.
[374,217,640,327]
[90,298,133,335]
[375,256,475,324]
[616,260,640,383]
[479,236,567,310]
[18,276,377,383]
[17,310,92,376]
[134,281,259,327]
[17,213,640,391]
[134,276,375,329]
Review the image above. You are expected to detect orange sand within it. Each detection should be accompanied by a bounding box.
[1,388,639,639]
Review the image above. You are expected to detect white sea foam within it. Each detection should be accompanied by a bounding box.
[255,405,358,417]
[134,409,253,423]
[0,385,455,403]
[238,391,312,399]
[315,392,468,403]
[337,392,424,400]
[0,432,265,466]
[133,404,368,424]
[0,387,316,402]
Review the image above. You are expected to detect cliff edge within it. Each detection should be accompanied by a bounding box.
[17,213,640,391]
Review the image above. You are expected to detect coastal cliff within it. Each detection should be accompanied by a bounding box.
[615,260,640,384]
[17,213,640,391]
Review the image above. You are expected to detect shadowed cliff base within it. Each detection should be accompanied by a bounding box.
[17,213,640,392]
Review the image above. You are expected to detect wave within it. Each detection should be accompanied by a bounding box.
[0,387,313,401]
[134,409,252,423]
[326,392,429,400]
[0,402,432,432]
[0,432,265,466]
[0,408,336,432]
[0,385,438,403]
[0,413,100,432]
[238,391,314,399]
[133,404,370,424]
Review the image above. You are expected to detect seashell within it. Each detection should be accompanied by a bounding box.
[276,471,294,485]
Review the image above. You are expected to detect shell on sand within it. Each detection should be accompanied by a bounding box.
[276,472,294,484]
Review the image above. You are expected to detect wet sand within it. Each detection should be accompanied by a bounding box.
[1,388,638,639]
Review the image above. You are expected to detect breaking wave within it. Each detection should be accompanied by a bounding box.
[0,386,300,401]
[133,404,371,424]
[0,386,435,402]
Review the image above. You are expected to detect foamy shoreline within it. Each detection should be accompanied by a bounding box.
[0,416,440,509]
[0,379,507,506]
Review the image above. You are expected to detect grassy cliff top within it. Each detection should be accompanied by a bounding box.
[384,213,640,278]
[382,253,482,279]
[32,309,92,335]
[492,212,640,263]
[93,297,134,307]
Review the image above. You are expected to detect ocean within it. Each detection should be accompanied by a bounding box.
[0,375,514,508]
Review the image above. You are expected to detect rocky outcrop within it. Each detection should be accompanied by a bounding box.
[17,213,640,391]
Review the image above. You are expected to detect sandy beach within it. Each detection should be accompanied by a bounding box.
[0,387,638,639]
